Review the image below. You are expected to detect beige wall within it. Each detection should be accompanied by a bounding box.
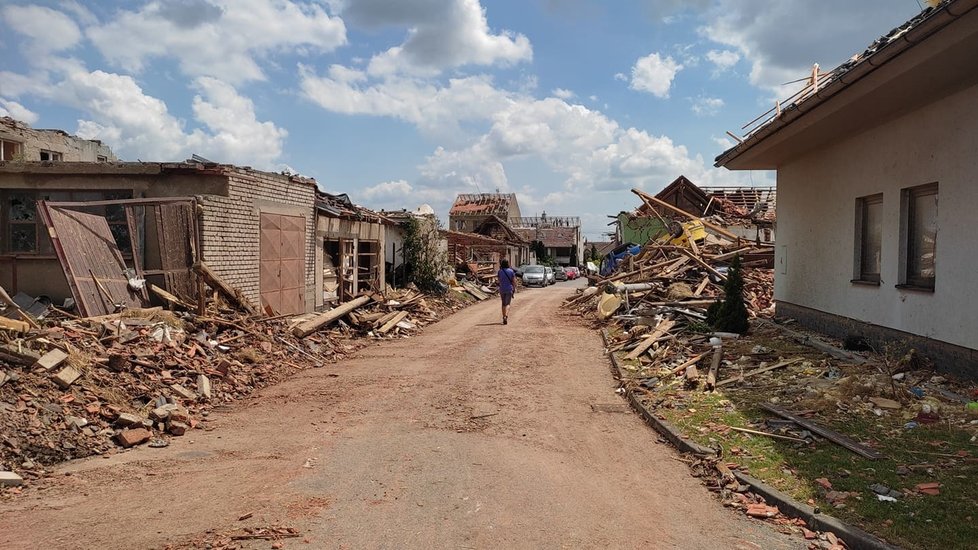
[776,82,978,351]
[198,170,317,313]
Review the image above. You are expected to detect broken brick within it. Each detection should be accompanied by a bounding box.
[0,471,24,487]
[168,421,189,436]
[115,428,151,448]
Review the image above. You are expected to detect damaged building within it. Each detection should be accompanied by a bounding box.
[512,214,584,267]
[316,192,393,304]
[0,117,117,163]
[0,161,318,316]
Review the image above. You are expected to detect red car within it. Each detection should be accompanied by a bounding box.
[564,267,580,280]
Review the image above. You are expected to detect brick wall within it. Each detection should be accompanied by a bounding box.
[197,168,316,311]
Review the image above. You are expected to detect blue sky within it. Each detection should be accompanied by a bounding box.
[0,1,919,240]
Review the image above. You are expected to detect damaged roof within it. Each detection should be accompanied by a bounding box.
[473,215,528,245]
[716,0,977,168]
[316,191,394,224]
[449,193,518,217]
[0,159,318,187]
[514,226,577,248]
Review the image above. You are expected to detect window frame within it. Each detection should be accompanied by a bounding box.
[852,193,883,285]
[898,182,938,291]
[1,189,134,256]
[39,150,63,161]
[0,138,22,161]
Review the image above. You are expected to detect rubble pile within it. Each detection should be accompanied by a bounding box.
[0,285,473,487]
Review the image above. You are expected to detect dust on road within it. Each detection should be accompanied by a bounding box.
[0,283,799,549]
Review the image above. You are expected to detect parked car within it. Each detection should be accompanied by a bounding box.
[565,266,580,280]
[521,265,547,287]
[544,266,556,285]
[554,267,568,281]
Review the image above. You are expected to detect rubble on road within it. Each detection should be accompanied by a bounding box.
[0,282,473,491]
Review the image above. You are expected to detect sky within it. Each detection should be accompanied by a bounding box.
[0,0,921,241]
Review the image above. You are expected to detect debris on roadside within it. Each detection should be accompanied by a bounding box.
[0,280,474,493]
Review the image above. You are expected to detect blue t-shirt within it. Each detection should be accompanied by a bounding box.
[498,268,516,293]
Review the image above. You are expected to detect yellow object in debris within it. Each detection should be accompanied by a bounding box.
[657,220,707,247]
[597,292,623,320]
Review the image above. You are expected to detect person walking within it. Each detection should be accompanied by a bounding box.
[498,258,517,325]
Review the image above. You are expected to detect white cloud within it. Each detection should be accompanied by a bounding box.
[300,68,515,139]
[344,0,531,77]
[551,88,575,100]
[690,95,724,117]
[700,1,915,94]
[86,0,347,84]
[1,5,82,54]
[361,179,413,200]
[629,53,683,98]
[0,99,39,125]
[705,49,740,73]
[613,72,627,82]
[189,77,288,167]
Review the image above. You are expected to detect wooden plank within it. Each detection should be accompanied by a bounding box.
[678,248,727,282]
[377,311,409,334]
[0,285,40,329]
[669,352,708,376]
[292,294,371,338]
[693,276,710,297]
[716,358,803,387]
[706,344,723,390]
[729,426,808,443]
[194,262,261,315]
[760,404,885,460]
[624,319,677,360]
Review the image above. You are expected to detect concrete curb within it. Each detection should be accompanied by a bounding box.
[734,472,900,550]
[601,329,715,457]
[599,329,901,550]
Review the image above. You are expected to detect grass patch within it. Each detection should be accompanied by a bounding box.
[624,323,978,550]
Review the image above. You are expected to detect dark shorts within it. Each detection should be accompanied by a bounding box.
[500,291,514,306]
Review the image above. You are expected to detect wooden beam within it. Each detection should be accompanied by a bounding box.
[193,262,260,315]
[716,358,803,387]
[760,404,885,460]
[624,319,676,360]
[293,295,372,338]
[377,311,409,334]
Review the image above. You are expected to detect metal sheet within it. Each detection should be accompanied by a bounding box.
[38,202,148,317]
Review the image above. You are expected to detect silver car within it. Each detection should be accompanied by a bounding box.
[521,265,547,287]
[544,266,555,285]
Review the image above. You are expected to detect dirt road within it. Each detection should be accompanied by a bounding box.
[0,283,798,549]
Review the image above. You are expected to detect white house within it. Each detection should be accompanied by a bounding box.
[716,0,978,374]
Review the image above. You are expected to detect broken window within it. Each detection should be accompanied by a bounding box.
[39,150,63,161]
[2,190,134,255]
[854,194,882,283]
[0,139,21,161]
[901,183,937,290]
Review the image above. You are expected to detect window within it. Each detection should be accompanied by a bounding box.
[1,189,134,255]
[900,183,938,290]
[39,150,63,161]
[1,139,21,161]
[97,155,108,162]
[454,219,465,231]
[853,194,883,283]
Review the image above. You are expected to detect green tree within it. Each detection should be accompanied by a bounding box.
[589,243,598,261]
[706,255,750,334]
[403,216,448,293]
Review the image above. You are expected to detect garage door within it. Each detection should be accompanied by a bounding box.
[259,213,305,315]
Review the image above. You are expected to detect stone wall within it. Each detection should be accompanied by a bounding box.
[0,117,116,162]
